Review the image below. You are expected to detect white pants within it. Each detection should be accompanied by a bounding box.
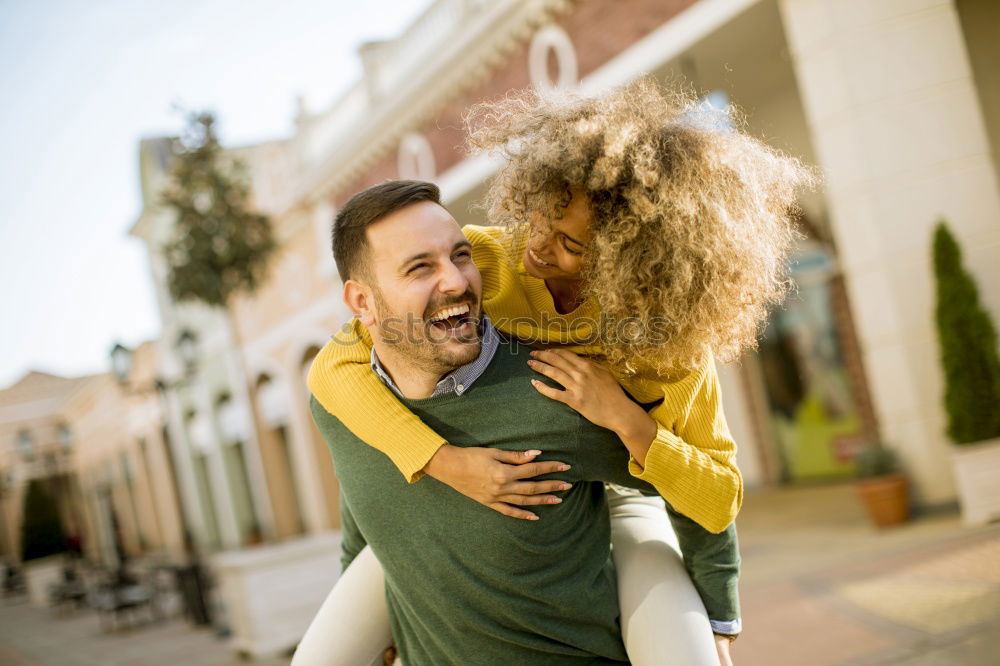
[292,488,719,666]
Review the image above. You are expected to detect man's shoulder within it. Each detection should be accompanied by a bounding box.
[482,331,532,371]
[309,394,351,439]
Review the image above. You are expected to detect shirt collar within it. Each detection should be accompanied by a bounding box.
[370,316,499,399]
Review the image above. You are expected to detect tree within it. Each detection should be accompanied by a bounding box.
[162,111,276,308]
[932,221,1000,444]
[20,480,66,562]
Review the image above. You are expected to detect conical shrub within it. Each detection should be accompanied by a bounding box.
[932,221,1000,444]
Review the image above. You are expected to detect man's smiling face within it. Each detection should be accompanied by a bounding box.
[361,200,483,374]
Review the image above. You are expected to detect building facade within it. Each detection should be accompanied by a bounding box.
[0,0,992,654]
[4,0,993,573]
[241,0,998,506]
[0,372,87,563]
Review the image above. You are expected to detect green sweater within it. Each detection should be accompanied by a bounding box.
[311,340,739,664]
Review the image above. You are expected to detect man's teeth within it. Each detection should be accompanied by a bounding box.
[429,304,471,323]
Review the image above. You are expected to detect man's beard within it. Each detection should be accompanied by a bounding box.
[371,285,483,374]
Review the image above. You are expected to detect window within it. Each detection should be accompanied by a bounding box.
[58,424,73,451]
[17,430,34,459]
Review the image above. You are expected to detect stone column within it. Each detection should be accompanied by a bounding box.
[778,0,1000,502]
[281,364,330,533]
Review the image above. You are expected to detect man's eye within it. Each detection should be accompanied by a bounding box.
[453,250,472,261]
[408,263,430,274]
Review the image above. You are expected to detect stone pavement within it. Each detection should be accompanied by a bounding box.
[0,600,290,666]
[735,483,1000,666]
[0,482,997,665]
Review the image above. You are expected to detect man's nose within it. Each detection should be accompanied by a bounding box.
[437,259,469,294]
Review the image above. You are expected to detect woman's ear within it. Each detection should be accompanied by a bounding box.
[343,279,376,327]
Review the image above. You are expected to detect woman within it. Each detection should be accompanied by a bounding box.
[300,78,814,665]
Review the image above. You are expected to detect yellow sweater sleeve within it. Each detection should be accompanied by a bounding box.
[623,353,743,533]
[307,319,446,482]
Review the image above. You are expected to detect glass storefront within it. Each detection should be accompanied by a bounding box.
[757,239,867,481]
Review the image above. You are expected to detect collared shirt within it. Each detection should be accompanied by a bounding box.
[370,317,499,398]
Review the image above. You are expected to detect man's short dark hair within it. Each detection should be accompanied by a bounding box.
[332,180,442,282]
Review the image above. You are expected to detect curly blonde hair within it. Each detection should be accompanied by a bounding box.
[466,77,817,374]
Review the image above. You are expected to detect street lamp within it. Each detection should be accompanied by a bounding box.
[110,343,132,385]
[110,329,198,393]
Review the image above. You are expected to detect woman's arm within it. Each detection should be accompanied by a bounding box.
[528,349,742,533]
[308,319,570,519]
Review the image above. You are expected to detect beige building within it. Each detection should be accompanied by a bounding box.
[216,0,1000,514]
[0,341,187,570]
[119,0,1000,654]
[0,372,87,563]
[67,342,187,567]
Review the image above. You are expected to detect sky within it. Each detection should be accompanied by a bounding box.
[0,0,429,389]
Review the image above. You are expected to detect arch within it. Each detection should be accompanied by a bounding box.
[529,24,578,93]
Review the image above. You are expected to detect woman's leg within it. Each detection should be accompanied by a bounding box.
[292,545,393,666]
[608,485,720,666]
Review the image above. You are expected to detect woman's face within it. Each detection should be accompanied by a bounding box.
[523,189,592,280]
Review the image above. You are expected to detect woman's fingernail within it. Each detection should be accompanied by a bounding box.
[558,464,571,471]
[528,514,539,520]
[560,483,572,490]
[550,497,563,504]
[527,450,541,456]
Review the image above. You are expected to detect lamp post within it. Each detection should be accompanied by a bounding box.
[111,329,198,393]
[109,330,213,626]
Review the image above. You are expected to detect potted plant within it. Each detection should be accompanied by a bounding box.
[932,222,1000,525]
[20,480,68,606]
[854,443,909,528]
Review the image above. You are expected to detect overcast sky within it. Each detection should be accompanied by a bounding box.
[0,0,429,388]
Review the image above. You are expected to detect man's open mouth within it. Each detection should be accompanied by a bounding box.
[427,303,475,332]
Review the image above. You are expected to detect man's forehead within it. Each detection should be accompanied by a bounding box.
[366,202,465,263]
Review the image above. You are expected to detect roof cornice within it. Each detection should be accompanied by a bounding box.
[295,0,574,209]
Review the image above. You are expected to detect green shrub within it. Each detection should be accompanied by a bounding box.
[20,480,66,562]
[854,443,900,479]
[932,222,1000,444]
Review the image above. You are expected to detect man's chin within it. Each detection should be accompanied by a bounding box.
[436,340,482,368]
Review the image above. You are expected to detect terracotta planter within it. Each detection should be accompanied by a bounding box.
[856,473,909,528]
[951,437,1000,526]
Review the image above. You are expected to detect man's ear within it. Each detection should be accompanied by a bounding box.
[343,279,376,327]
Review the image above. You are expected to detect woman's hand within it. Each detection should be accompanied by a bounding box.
[528,349,657,467]
[423,444,573,520]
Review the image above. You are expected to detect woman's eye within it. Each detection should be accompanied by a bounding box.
[453,250,472,261]
[408,263,430,274]
[561,238,584,256]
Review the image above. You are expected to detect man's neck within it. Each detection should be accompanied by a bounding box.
[371,344,446,399]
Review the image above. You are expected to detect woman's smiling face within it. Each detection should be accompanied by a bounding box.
[523,188,592,280]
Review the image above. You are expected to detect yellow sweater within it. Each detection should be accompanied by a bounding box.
[308,225,742,533]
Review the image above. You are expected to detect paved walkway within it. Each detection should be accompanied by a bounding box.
[735,484,1000,666]
[0,599,290,666]
[0,483,997,665]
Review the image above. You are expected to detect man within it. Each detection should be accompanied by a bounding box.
[307,181,736,664]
